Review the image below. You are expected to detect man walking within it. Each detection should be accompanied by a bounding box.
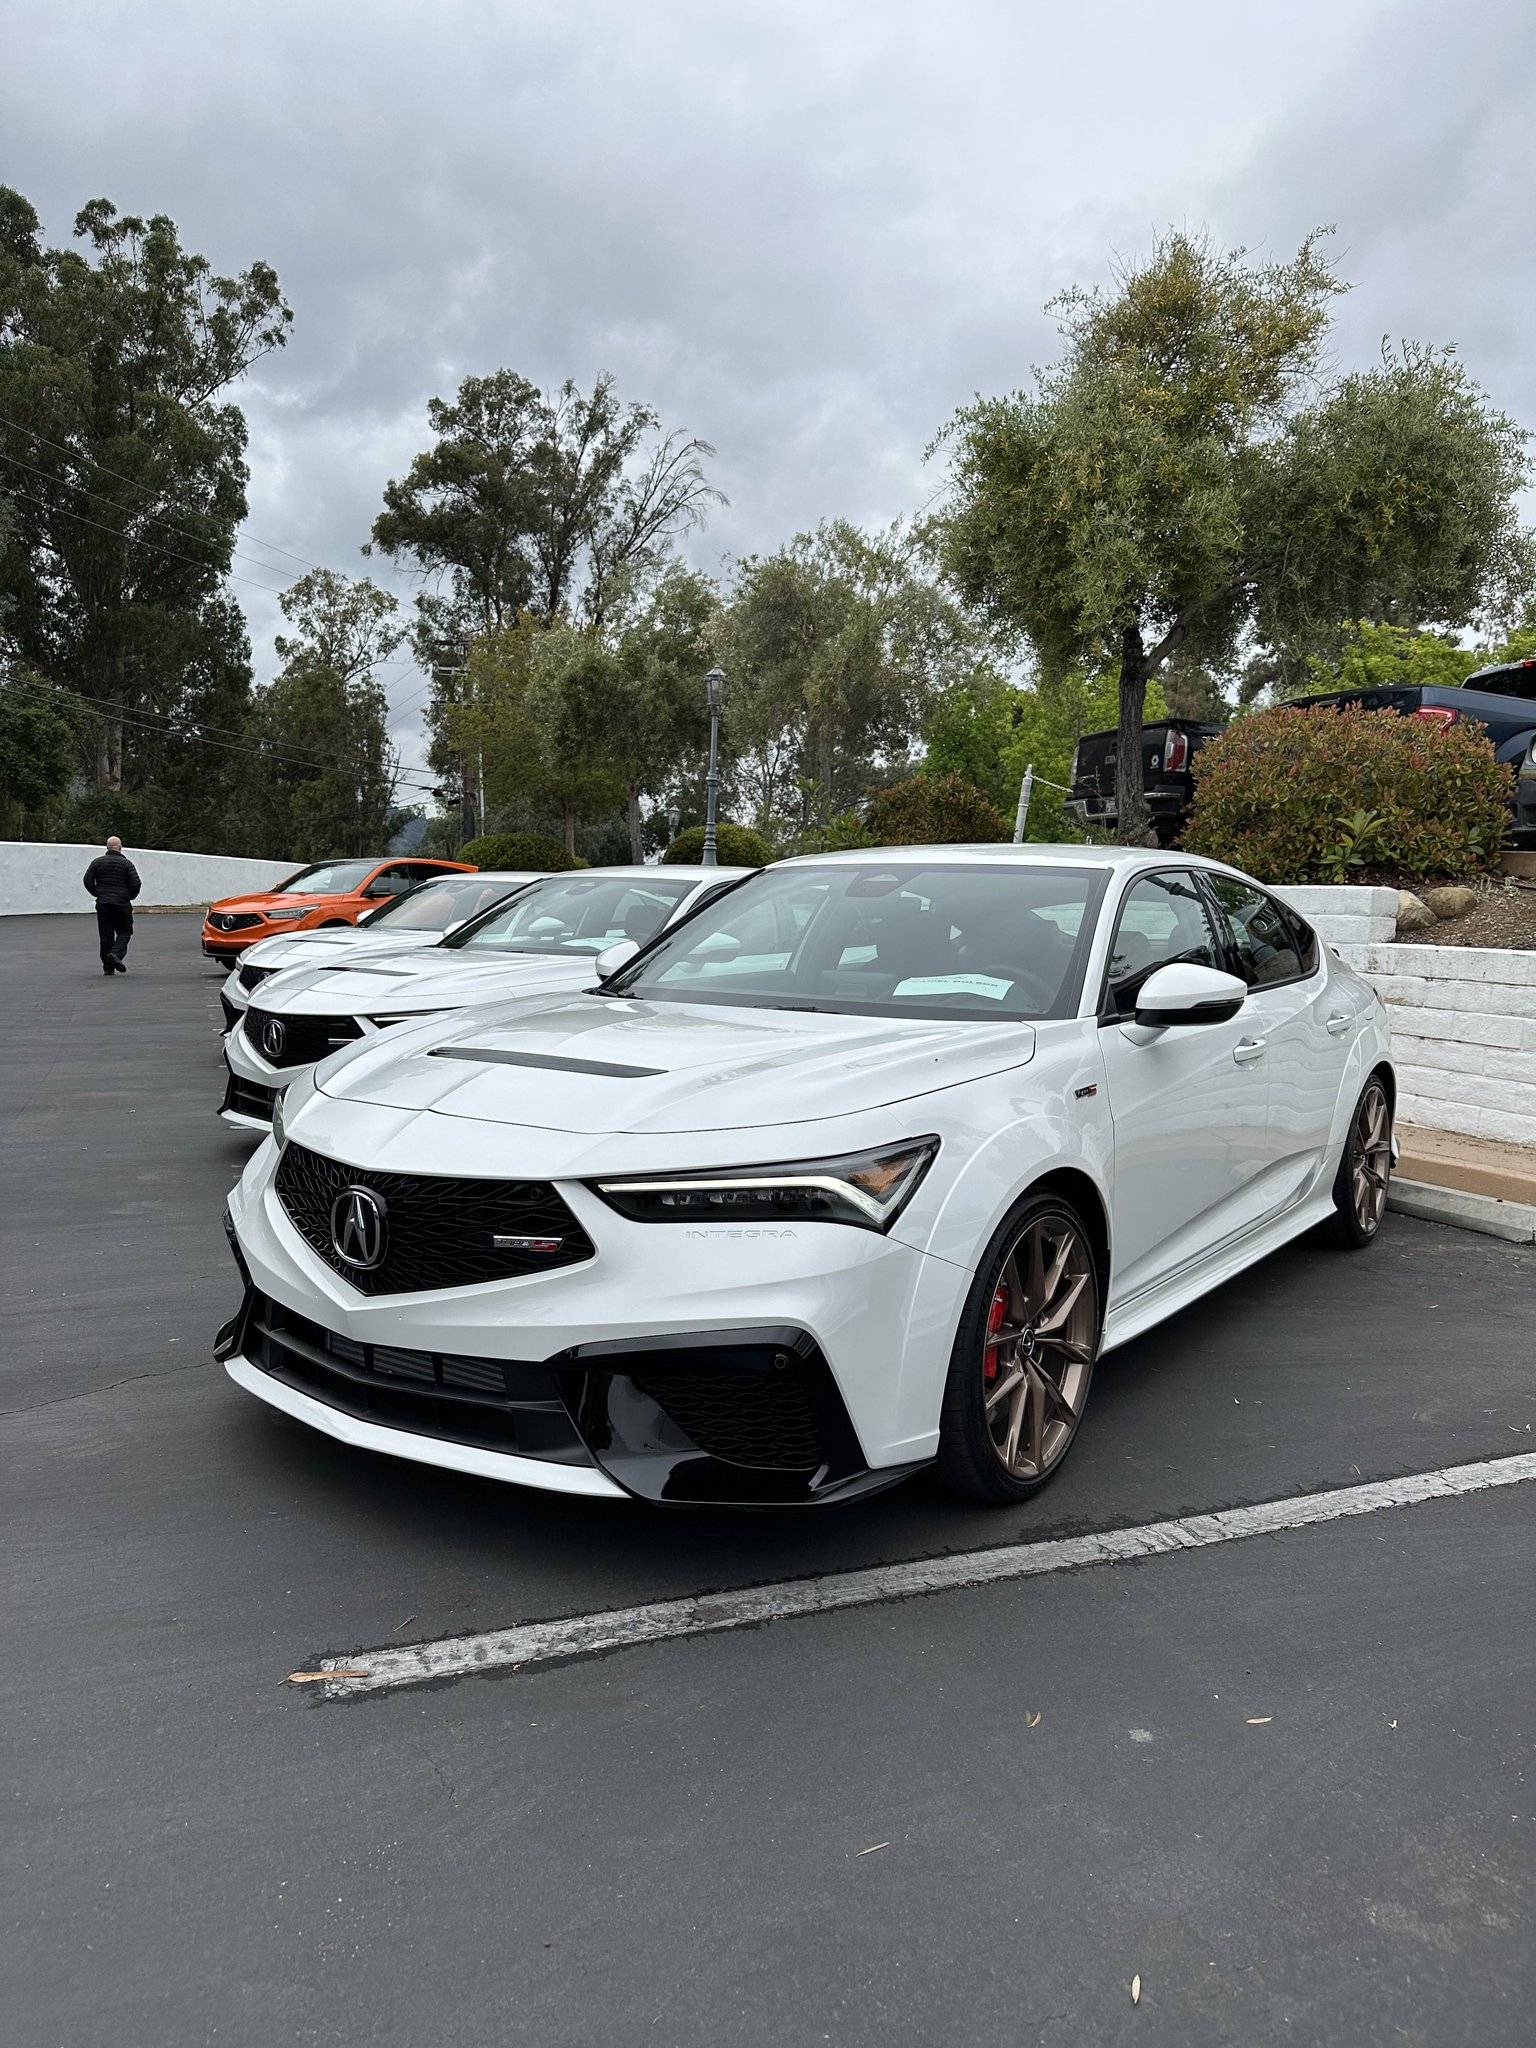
[83,835,141,974]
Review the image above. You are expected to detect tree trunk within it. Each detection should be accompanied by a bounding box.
[626,784,644,863]
[562,803,577,859]
[1115,625,1152,847]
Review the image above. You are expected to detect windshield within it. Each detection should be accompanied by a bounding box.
[605,862,1108,1021]
[361,874,534,932]
[446,873,694,957]
[274,859,377,896]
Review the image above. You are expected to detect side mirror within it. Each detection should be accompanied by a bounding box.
[595,938,640,979]
[1124,962,1246,1041]
[363,881,394,899]
[442,918,468,938]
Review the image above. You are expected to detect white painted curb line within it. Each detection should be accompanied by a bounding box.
[292,1451,1536,1701]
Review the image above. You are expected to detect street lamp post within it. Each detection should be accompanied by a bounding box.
[666,803,680,845]
[701,666,725,866]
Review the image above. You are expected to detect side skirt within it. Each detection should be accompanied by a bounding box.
[1101,1190,1338,1355]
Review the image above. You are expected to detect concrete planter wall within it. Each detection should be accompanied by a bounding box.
[1271,884,1399,949]
[0,841,293,915]
[1341,941,1536,1149]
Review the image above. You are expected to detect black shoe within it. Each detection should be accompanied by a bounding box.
[113,959,129,973]
[103,966,115,976]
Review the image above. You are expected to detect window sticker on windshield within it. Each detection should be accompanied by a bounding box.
[892,973,1014,1001]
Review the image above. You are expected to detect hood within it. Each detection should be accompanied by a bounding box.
[240,928,440,969]
[315,990,1036,1135]
[250,948,602,1017]
[208,893,291,917]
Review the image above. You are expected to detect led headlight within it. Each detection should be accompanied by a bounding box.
[590,1137,938,1233]
[266,906,307,921]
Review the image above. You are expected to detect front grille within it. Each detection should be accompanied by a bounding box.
[212,912,261,933]
[241,1289,591,1463]
[243,1007,363,1066]
[238,963,276,992]
[274,1142,595,1295]
[221,1069,274,1124]
[634,1365,823,1471]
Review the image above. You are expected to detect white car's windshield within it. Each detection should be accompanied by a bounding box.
[275,859,376,895]
[360,875,531,932]
[605,862,1109,1020]
[446,874,694,957]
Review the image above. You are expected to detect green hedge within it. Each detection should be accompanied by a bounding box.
[455,832,585,872]
[661,822,775,867]
[861,773,1008,847]
[1185,706,1512,882]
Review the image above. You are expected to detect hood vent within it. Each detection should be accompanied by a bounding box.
[429,1046,666,1080]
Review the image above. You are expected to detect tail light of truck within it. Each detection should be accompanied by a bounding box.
[1164,729,1190,772]
[1411,707,1457,730]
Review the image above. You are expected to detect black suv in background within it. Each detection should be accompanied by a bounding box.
[1069,660,1536,848]
[1284,660,1536,846]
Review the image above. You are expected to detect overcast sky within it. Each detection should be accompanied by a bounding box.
[5,0,1532,779]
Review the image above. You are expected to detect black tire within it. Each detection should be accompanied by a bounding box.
[936,1191,1102,1504]
[1323,1074,1394,1249]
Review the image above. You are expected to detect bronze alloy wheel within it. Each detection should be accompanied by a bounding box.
[1326,1073,1394,1249]
[1351,1080,1393,1234]
[938,1196,1102,1500]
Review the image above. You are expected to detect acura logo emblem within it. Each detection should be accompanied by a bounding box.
[330,1186,388,1270]
[261,1017,287,1061]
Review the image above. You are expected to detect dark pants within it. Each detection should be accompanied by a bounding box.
[96,902,133,967]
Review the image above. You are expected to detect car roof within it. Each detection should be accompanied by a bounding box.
[536,864,753,882]
[771,842,1214,873]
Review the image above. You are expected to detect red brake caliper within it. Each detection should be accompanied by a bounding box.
[983,1284,1009,1381]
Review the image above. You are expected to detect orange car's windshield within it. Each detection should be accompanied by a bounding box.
[273,860,377,896]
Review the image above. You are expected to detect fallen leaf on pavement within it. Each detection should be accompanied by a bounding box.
[1245,1716,1272,1726]
[1131,1974,1141,2004]
[856,1843,890,1857]
[1027,1711,1042,1728]
[288,1669,370,1684]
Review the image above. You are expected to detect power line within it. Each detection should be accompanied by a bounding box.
[7,671,445,796]
[0,408,335,580]
[2,482,294,598]
[0,445,332,591]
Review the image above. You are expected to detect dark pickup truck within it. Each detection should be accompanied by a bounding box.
[1285,659,1536,847]
[1066,720,1222,844]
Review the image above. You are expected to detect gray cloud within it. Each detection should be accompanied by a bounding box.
[5,0,1531,783]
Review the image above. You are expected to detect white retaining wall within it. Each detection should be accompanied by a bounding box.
[0,841,293,915]
[1272,884,1399,950]
[1342,941,1536,1149]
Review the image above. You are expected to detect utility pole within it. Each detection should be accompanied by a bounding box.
[701,666,725,866]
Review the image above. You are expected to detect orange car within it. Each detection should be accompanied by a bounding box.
[201,856,475,961]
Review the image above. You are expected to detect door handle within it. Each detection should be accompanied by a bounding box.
[1325,1012,1352,1036]
[1233,1037,1267,1065]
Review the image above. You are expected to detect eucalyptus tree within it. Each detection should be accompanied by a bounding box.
[0,186,291,804]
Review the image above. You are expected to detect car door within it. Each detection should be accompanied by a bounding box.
[1097,870,1272,1305]
[1202,873,1351,1204]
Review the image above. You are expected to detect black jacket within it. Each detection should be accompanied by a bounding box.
[84,851,142,908]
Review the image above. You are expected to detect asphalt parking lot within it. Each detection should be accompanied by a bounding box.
[4,911,1533,2048]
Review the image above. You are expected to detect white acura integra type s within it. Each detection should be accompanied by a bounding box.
[218,866,747,1130]
[219,847,1396,1509]
[216,870,544,1032]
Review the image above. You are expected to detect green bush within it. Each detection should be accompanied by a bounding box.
[456,831,585,872]
[861,773,1008,848]
[661,822,775,867]
[1185,706,1512,882]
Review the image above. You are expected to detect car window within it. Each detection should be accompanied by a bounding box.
[448,874,693,956]
[274,859,376,896]
[366,875,526,932]
[1105,872,1221,1016]
[607,863,1109,1022]
[1206,875,1306,987]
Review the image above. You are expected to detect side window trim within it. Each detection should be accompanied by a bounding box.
[1095,865,1223,1024]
